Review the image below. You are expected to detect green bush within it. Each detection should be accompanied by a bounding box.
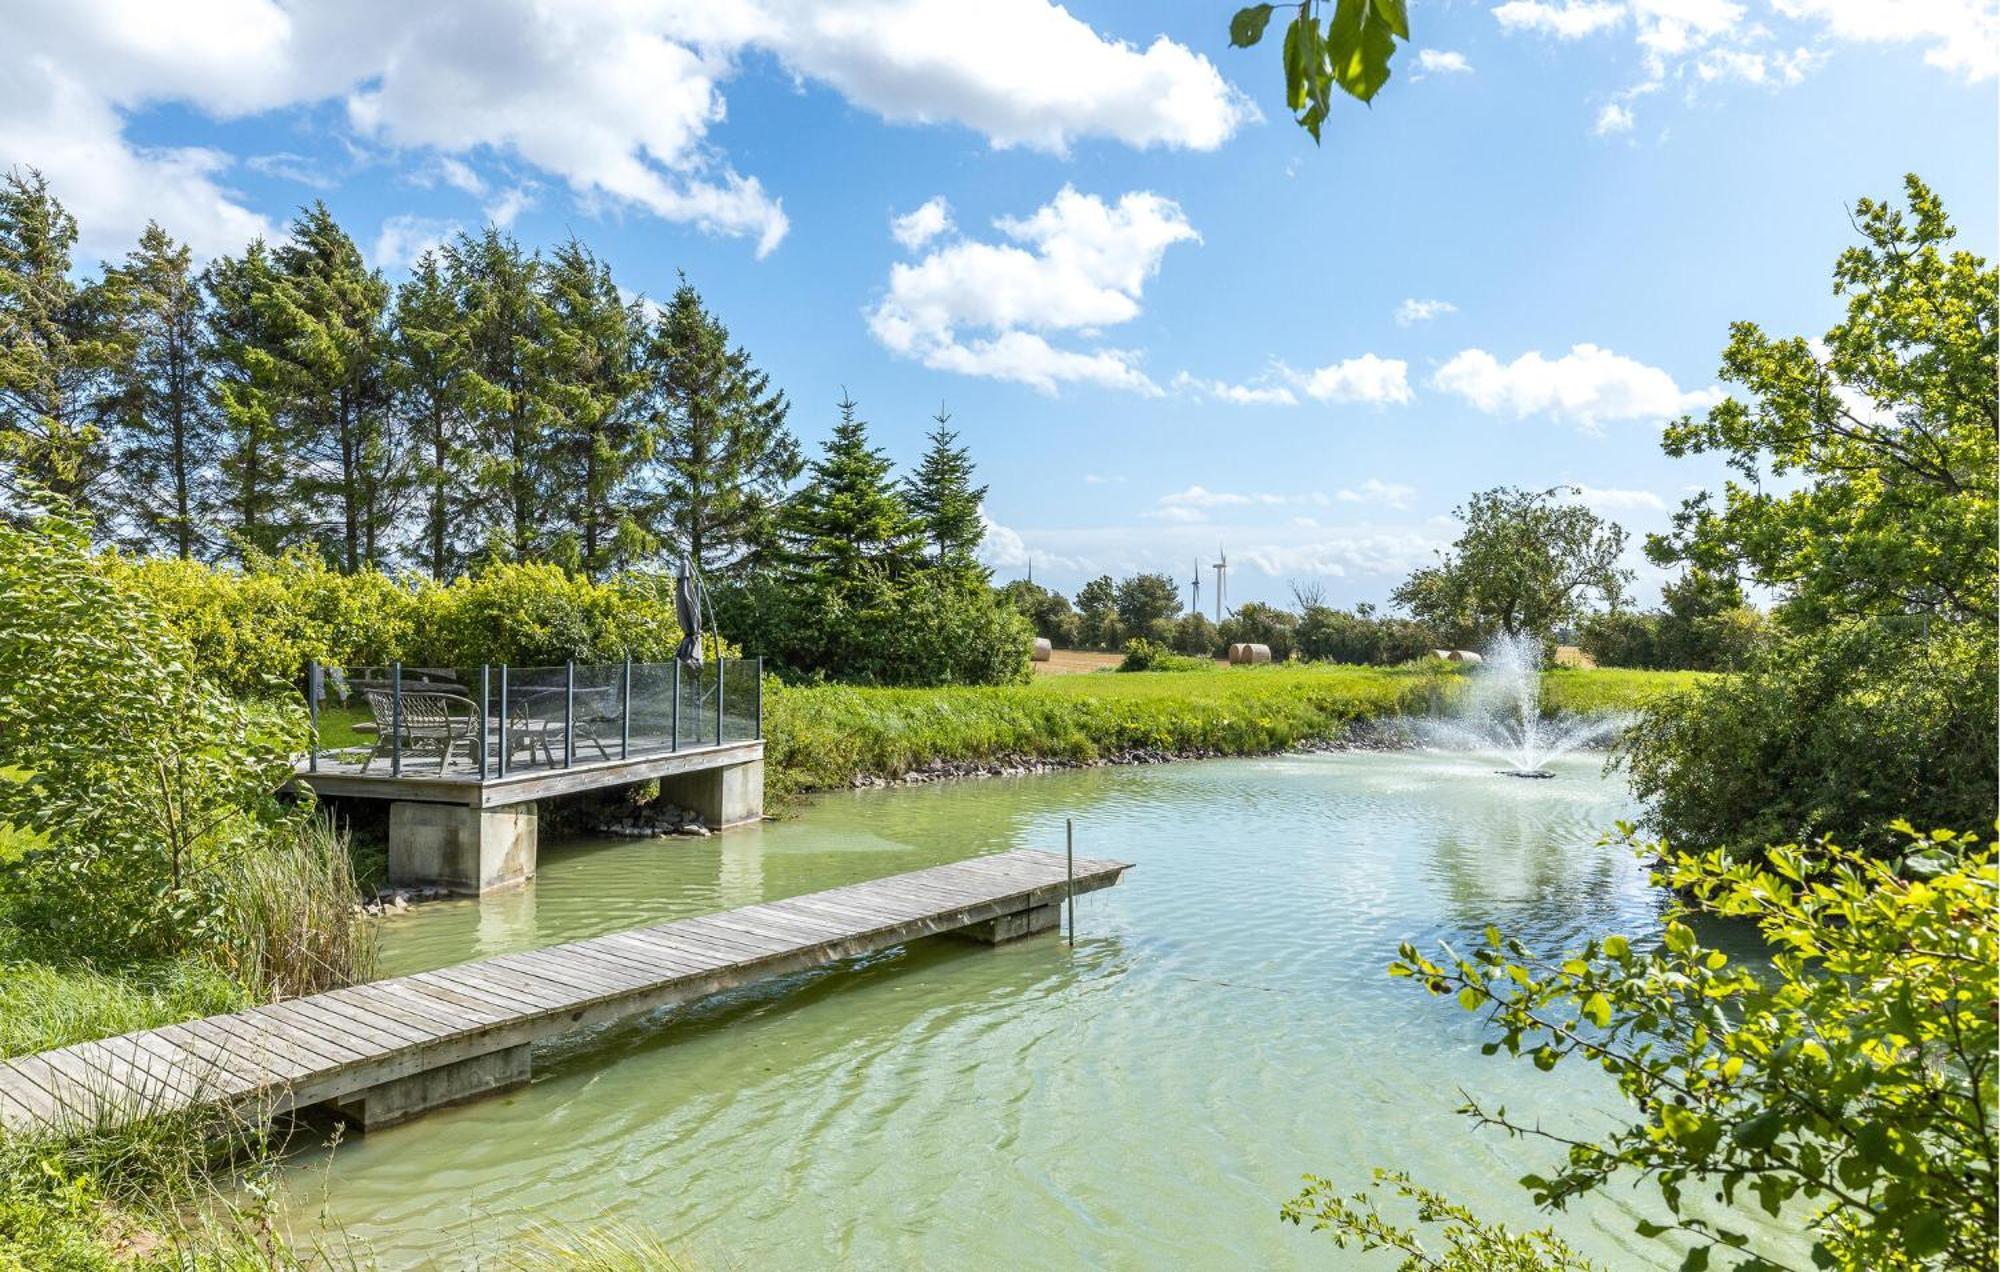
[115,551,691,695]
[720,569,1031,687]
[1117,638,1211,673]
[1623,620,1997,859]
[1295,606,1439,665]
[0,508,308,964]
[1218,602,1299,661]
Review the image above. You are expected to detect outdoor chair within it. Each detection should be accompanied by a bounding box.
[507,685,618,766]
[359,689,479,775]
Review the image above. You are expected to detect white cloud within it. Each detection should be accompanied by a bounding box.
[1433,343,1722,427]
[1775,0,1999,79]
[1694,46,1819,83]
[1170,371,1299,406]
[868,185,1198,395]
[1337,478,1418,509]
[1414,48,1476,75]
[1395,297,1457,325]
[371,213,459,271]
[246,151,334,188]
[759,0,1257,153]
[1594,102,1637,134]
[891,196,954,250]
[1571,484,1667,510]
[4,0,1252,264]
[1492,1,1627,39]
[1158,485,1296,510]
[1082,473,1125,485]
[1288,354,1415,405]
[483,185,537,229]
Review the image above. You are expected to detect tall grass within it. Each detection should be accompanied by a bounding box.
[0,959,245,1059]
[764,662,1705,795]
[500,1221,702,1270]
[214,816,378,1000]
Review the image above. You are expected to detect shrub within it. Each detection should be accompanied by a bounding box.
[1623,620,1997,859]
[1577,609,1663,668]
[0,507,308,964]
[1117,638,1211,673]
[1295,606,1440,665]
[115,552,691,695]
[1219,602,1299,661]
[1169,612,1219,656]
[721,569,1032,687]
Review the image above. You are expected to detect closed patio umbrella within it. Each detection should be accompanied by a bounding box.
[674,561,703,668]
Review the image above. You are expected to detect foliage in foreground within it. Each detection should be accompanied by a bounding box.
[1283,1169,1598,1271]
[1337,826,1996,1272]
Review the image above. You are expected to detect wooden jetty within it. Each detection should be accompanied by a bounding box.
[0,849,1131,1136]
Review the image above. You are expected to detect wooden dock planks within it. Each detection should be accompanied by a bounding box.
[0,848,1130,1137]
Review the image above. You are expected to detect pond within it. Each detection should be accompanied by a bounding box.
[287,750,1769,1268]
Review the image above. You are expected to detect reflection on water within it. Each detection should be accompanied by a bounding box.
[288,751,1775,1269]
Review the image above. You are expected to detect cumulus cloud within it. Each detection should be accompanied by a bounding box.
[1414,48,1476,75]
[1493,0,1626,39]
[1287,354,1415,405]
[1594,102,1637,134]
[3,0,1253,264]
[1395,297,1457,325]
[371,213,459,271]
[1775,0,1998,79]
[868,185,1198,394]
[891,196,954,250]
[1433,343,1721,428]
[1337,478,1418,509]
[1571,484,1667,510]
[1170,371,1298,406]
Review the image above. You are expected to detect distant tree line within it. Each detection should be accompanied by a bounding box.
[0,169,1024,686]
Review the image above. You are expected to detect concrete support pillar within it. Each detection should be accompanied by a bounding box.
[331,1044,531,1130]
[388,802,536,894]
[658,757,764,828]
[949,903,1061,944]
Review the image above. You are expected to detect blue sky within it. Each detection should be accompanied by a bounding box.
[10,0,1994,607]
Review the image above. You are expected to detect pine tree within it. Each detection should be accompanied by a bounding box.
[780,392,923,591]
[904,404,987,574]
[107,223,216,558]
[390,249,475,578]
[0,169,125,518]
[266,203,396,571]
[643,277,800,577]
[205,239,299,557]
[451,227,554,564]
[541,239,645,577]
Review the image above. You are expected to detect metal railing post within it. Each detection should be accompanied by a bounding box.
[307,661,320,772]
[716,659,725,746]
[671,661,681,752]
[755,656,763,740]
[564,660,575,769]
[390,662,403,777]
[621,656,631,759]
[498,664,510,778]
[1066,818,1075,947]
[478,664,490,781]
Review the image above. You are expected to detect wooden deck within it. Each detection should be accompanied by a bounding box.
[297,736,765,809]
[0,849,1131,1136]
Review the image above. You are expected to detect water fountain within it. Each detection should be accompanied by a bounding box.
[1420,633,1629,777]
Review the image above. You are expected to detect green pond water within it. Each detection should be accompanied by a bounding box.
[287,750,1780,1269]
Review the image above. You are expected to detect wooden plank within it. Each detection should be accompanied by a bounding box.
[280,998,431,1051]
[406,970,557,1018]
[642,919,780,961]
[500,948,657,999]
[34,1048,126,1124]
[601,927,734,969]
[583,933,718,978]
[152,1020,297,1091]
[204,1011,349,1073]
[319,984,469,1041]
[535,936,700,982]
[241,1004,382,1067]
[375,977,518,1026]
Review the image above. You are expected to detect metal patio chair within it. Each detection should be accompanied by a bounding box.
[359,689,479,775]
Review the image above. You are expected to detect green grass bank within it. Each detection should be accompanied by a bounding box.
[762,663,1706,796]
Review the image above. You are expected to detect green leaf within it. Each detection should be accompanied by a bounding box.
[1582,991,1612,1028]
[1679,1246,1711,1272]
[1370,0,1411,40]
[1635,1218,1671,1237]
[1229,4,1278,47]
[1324,0,1397,103]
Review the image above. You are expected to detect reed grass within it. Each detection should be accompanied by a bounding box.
[499,1220,702,1270]
[213,816,378,1000]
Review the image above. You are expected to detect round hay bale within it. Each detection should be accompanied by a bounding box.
[1450,649,1483,664]
[1030,637,1052,662]
[1227,643,1246,664]
[1229,643,1271,665]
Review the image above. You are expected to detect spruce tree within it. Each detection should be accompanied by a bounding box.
[107,223,217,558]
[451,227,554,564]
[205,240,299,557]
[0,169,125,518]
[267,203,396,571]
[541,239,645,577]
[643,277,800,577]
[904,404,987,573]
[781,393,923,592]
[390,249,475,579]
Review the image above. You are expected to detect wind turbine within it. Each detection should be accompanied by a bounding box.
[1189,558,1201,616]
[1212,546,1229,622]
